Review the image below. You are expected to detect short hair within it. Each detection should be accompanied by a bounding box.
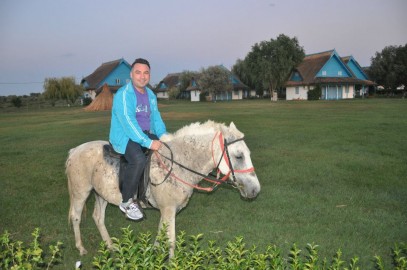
[131,58,150,69]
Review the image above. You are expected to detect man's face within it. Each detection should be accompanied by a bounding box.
[130,63,150,91]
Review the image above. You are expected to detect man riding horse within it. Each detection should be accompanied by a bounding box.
[109,58,167,220]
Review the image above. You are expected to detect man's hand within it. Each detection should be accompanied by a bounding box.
[150,140,162,151]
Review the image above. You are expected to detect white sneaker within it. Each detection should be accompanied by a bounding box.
[119,200,143,221]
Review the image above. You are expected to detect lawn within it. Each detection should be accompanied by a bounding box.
[0,99,406,269]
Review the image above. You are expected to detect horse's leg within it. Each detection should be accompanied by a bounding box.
[158,207,177,258]
[93,194,113,249]
[69,187,91,256]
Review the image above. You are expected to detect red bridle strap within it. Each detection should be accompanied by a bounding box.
[212,132,255,175]
[153,131,255,192]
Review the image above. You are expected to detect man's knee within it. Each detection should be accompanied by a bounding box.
[134,156,147,167]
[125,153,146,166]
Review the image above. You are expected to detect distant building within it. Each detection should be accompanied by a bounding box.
[81,58,131,100]
[285,50,375,100]
[155,66,254,102]
[155,73,181,99]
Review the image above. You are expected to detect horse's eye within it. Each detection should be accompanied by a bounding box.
[235,155,243,160]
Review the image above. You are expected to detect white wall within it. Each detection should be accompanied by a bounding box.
[84,90,96,100]
[156,92,169,99]
[191,90,200,102]
[232,90,243,100]
[286,86,308,100]
[343,85,355,99]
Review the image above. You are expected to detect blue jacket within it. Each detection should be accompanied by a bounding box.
[109,82,167,154]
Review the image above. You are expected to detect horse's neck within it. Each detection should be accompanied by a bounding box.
[169,132,218,185]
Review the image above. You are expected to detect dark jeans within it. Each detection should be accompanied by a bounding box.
[121,133,158,202]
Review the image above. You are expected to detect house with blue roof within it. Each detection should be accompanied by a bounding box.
[81,58,132,100]
[155,65,254,102]
[155,73,180,99]
[285,50,375,100]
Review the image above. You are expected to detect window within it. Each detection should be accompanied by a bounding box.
[338,71,342,76]
[295,87,299,95]
[115,78,121,85]
[322,71,327,76]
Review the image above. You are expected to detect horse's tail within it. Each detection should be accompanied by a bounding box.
[66,147,75,226]
[66,146,87,226]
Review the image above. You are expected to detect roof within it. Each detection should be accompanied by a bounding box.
[84,84,113,111]
[155,73,181,92]
[219,65,250,90]
[286,50,375,87]
[185,79,201,92]
[81,58,129,90]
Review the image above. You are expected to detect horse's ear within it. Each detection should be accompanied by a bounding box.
[228,122,244,138]
[229,122,237,129]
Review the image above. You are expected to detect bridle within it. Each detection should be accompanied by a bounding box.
[212,132,255,185]
[153,132,255,192]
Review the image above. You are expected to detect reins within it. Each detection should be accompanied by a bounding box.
[153,132,255,192]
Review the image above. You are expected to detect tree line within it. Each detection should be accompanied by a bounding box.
[33,35,407,105]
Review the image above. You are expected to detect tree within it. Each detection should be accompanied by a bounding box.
[198,66,232,101]
[43,76,84,106]
[232,59,264,96]
[179,71,199,92]
[368,44,407,93]
[395,44,407,91]
[168,86,180,99]
[11,96,23,108]
[178,70,199,100]
[234,34,305,100]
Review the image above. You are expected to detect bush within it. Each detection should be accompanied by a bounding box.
[92,226,407,269]
[1,228,63,269]
[168,87,180,100]
[82,97,93,106]
[2,227,406,269]
[308,85,322,100]
[11,96,23,107]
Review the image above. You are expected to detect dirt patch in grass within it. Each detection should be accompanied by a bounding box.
[162,111,210,121]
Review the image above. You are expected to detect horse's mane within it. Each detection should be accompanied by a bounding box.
[173,120,223,137]
[160,120,243,143]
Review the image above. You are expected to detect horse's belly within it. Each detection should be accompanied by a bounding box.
[149,182,192,212]
[92,160,122,205]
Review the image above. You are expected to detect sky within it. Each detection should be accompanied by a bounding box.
[1,0,406,96]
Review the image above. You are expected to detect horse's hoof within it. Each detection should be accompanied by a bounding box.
[79,248,88,256]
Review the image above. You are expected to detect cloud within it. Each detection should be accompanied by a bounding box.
[60,52,75,58]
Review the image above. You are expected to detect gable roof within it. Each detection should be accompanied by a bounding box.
[341,55,370,80]
[81,58,131,90]
[219,65,249,90]
[286,50,375,87]
[185,79,201,92]
[155,73,181,92]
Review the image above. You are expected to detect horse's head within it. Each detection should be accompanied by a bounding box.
[216,122,261,199]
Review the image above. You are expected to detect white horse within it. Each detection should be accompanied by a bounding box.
[66,120,260,257]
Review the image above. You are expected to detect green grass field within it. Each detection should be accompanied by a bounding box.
[1,99,406,269]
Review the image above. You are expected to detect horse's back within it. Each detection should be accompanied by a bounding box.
[66,140,107,172]
[66,140,122,205]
